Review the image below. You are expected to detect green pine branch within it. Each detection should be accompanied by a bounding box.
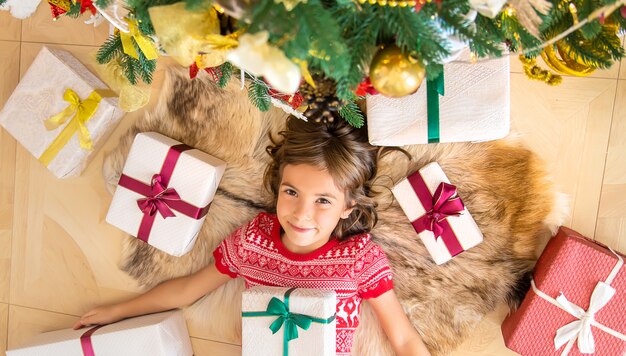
[96,34,123,64]
[249,0,351,94]
[499,13,543,57]
[137,47,157,84]
[121,55,139,85]
[565,26,624,68]
[381,7,449,66]
[338,100,365,128]
[218,62,234,88]
[438,10,502,58]
[580,20,603,40]
[248,81,271,112]
[97,33,156,85]
[0,0,7,5]
[334,6,380,100]
[66,1,83,18]
[290,1,350,80]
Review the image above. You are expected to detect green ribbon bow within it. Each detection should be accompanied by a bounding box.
[242,288,336,356]
[426,72,445,143]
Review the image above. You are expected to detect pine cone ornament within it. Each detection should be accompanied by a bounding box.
[300,75,341,123]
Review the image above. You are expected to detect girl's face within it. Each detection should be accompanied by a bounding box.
[276,164,354,254]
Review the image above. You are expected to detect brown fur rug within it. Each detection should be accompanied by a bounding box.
[102,68,567,355]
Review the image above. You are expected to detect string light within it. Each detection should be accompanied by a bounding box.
[356,0,417,7]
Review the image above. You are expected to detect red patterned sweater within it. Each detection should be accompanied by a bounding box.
[213,212,394,355]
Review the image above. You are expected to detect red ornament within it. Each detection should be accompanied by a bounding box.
[49,4,67,19]
[356,77,379,96]
[621,6,626,18]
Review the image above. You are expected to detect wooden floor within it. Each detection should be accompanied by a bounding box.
[1,5,625,355]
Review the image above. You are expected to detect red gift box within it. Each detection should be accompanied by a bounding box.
[501,227,626,355]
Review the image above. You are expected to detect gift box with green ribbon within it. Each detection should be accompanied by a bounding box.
[365,47,509,146]
[242,286,337,356]
[0,46,124,178]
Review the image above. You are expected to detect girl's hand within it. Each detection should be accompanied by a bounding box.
[72,305,124,330]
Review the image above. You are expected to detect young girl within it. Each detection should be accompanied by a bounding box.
[75,118,431,356]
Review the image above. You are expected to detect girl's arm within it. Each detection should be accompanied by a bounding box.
[368,289,432,356]
[73,263,232,329]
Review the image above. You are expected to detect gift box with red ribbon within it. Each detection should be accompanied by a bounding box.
[391,162,483,264]
[501,227,626,355]
[6,310,192,355]
[242,286,337,356]
[106,132,226,256]
[0,46,124,179]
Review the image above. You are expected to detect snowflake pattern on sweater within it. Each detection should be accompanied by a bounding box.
[213,213,394,355]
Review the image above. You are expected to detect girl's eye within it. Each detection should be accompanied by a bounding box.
[317,198,331,205]
[284,189,297,196]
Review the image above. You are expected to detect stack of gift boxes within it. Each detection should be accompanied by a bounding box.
[0,46,228,354]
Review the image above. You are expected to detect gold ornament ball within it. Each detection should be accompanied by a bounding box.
[369,45,425,98]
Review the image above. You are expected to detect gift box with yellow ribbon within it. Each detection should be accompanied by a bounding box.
[391,162,484,264]
[105,132,226,256]
[242,286,337,356]
[0,46,124,178]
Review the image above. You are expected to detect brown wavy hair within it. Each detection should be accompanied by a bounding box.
[264,116,409,240]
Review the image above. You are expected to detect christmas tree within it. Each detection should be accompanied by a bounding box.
[46,0,626,126]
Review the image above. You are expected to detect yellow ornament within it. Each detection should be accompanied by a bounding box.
[540,41,595,77]
[369,45,425,98]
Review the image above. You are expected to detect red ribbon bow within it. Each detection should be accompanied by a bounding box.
[412,182,465,239]
[117,143,211,243]
[136,174,181,218]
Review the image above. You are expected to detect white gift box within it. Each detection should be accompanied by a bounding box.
[366,47,510,146]
[106,132,226,256]
[6,310,193,356]
[242,286,336,356]
[392,162,483,264]
[0,46,124,178]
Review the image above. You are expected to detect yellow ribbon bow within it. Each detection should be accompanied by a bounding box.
[120,18,159,60]
[39,88,108,166]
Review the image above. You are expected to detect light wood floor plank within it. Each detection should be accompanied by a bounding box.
[0,40,20,304]
[21,3,109,46]
[0,12,21,42]
[510,73,618,238]
[0,303,7,354]
[596,80,626,252]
